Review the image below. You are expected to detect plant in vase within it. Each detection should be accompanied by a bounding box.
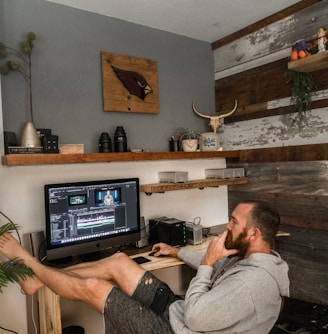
[179,128,199,152]
[0,31,41,147]
[0,219,34,293]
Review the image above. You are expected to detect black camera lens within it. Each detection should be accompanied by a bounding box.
[99,132,112,152]
[114,126,128,152]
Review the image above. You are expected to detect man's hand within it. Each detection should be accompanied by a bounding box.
[201,230,238,267]
[150,243,179,257]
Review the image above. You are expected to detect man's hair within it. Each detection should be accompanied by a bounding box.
[241,200,280,244]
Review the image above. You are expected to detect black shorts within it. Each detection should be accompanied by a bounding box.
[103,271,181,334]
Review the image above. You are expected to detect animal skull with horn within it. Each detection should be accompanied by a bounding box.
[192,100,238,133]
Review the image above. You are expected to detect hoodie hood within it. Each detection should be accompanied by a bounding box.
[240,250,290,297]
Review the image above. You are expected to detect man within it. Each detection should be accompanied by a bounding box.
[0,200,289,334]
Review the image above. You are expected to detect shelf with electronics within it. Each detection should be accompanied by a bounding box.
[140,177,249,195]
[1,150,249,194]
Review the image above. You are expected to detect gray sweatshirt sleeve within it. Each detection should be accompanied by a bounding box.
[177,248,204,270]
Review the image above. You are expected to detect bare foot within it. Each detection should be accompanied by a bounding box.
[0,232,44,295]
[0,232,30,261]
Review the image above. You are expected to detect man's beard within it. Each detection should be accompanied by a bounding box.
[225,229,250,257]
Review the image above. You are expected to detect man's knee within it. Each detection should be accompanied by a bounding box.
[106,252,131,265]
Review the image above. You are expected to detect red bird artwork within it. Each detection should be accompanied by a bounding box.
[111,65,153,101]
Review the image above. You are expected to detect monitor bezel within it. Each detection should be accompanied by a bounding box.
[44,177,141,261]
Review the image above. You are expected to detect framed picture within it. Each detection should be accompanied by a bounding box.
[101,51,159,114]
[199,132,220,151]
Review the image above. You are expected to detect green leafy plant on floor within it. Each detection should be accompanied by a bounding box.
[0,222,34,293]
[285,69,317,129]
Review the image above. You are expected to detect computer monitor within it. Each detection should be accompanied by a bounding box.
[44,177,140,261]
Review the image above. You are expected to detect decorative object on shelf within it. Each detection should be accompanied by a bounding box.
[285,69,317,129]
[59,144,84,154]
[98,132,112,152]
[0,211,34,293]
[101,51,159,114]
[114,126,128,152]
[192,100,238,151]
[317,26,327,53]
[179,128,199,152]
[0,32,41,147]
[199,132,221,152]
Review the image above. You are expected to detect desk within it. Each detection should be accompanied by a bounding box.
[38,239,211,334]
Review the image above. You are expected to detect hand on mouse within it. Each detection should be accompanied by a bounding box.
[150,243,180,257]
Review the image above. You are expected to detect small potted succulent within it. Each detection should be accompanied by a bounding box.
[179,128,199,152]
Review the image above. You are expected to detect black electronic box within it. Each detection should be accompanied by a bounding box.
[149,216,186,246]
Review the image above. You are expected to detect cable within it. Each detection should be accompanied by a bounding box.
[31,294,38,334]
[0,325,18,334]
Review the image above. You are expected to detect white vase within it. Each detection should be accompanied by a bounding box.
[20,121,41,147]
[182,139,198,152]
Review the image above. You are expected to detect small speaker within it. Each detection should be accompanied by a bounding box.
[23,231,45,260]
[42,135,59,153]
[136,217,149,248]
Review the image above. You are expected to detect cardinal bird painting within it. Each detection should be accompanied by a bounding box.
[111,66,153,101]
[101,51,159,114]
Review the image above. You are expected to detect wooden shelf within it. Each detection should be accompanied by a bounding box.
[287,51,328,72]
[1,151,241,166]
[140,177,249,194]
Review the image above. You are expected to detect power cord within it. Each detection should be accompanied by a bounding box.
[0,325,18,334]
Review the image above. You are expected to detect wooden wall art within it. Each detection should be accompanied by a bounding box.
[101,51,159,113]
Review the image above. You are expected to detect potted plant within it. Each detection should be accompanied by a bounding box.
[0,221,33,293]
[0,31,41,147]
[179,128,199,152]
[285,69,317,129]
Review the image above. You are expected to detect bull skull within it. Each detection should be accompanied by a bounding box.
[192,100,238,133]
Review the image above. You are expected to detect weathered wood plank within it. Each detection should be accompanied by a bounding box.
[215,58,328,122]
[211,0,322,50]
[237,144,328,163]
[275,225,328,305]
[213,0,328,75]
[227,159,328,304]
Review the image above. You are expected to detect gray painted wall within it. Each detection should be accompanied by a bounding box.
[0,0,214,152]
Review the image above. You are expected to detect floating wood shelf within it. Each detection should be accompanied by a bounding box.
[287,51,328,72]
[1,151,241,166]
[140,177,249,194]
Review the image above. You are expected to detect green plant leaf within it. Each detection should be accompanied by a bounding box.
[0,222,20,236]
[0,260,34,293]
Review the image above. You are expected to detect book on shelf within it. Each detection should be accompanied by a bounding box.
[7,146,44,154]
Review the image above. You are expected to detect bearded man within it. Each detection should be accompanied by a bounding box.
[0,200,289,334]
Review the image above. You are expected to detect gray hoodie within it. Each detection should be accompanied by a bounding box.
[169,249,289,334]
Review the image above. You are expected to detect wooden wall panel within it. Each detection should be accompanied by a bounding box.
[216,58,328,123]
[214,0,328,123]
[227,160,328,305]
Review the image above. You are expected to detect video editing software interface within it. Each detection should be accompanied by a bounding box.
[46,179,139,249]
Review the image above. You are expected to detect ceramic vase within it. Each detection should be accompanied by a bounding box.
[20,121,41,147]
[181,139,198,152]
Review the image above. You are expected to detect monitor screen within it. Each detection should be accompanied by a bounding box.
[44,178,140,261]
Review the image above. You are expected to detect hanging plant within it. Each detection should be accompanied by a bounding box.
[285,69,317,129]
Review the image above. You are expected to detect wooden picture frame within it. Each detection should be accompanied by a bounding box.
[101,51,159,114]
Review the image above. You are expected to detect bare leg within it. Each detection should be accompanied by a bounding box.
[0,233,146,313]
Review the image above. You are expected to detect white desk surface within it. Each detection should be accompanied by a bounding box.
[131,237,212,271]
